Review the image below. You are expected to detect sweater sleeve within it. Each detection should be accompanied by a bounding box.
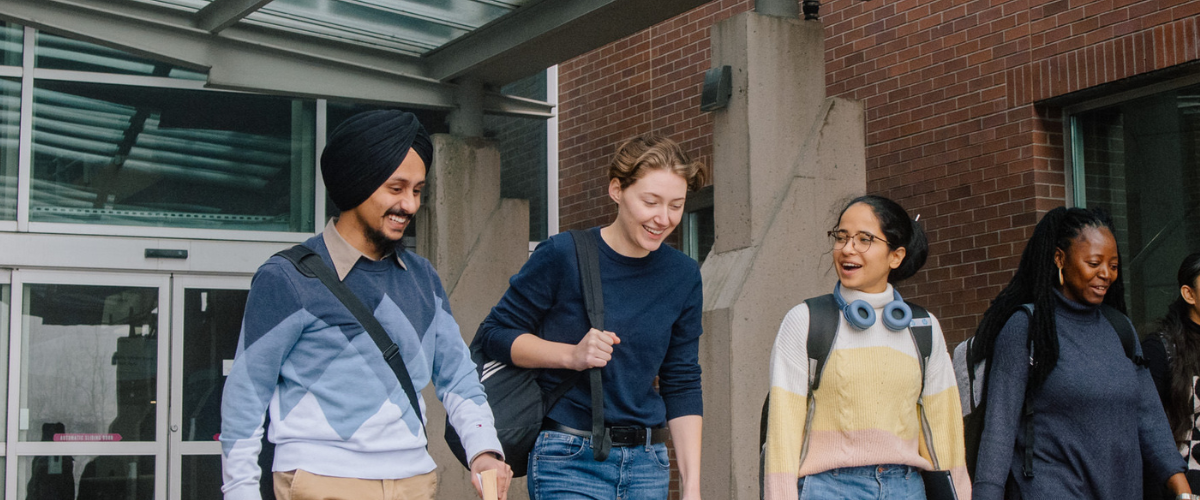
[1134,331,1188,491]
[423,260,505,464]
[972,313,1031,500]
[477,237,565,366]
[220,262,308,500]
[918,315,972,499]
[763,304,811,500]
[657,266,704,420]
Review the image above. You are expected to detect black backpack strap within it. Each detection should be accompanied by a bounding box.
[1016,303,1036,477]
[758,295,839,451]
[568,229,610,462]
[905,303,941,467]
[275,245,426,436]
[804,294,840,392]
[1100,304,1143,366]
[907,303,933,389]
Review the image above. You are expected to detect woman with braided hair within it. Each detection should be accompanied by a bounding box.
[1143,252,1200,497]
[971,207,1191,500]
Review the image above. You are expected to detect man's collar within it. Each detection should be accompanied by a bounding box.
[322,218,406,281]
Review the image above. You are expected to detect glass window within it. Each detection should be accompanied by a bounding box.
[36,31,205,80]
[19,455,152,500]
[30,81,317,232]
[681,185,714,264]
[485,70,549,241]
[180,455,222,500]
[0,21,21,67]
[1072,81,1200,328]
[21,284,159,442]
[181,288,246,442]
[1,77,18,221]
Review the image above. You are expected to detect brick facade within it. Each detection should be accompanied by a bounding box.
[557,0,1200,347]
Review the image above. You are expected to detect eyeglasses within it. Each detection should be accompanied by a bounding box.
[827,229,889,253]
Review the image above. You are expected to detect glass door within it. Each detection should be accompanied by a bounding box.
[7,270,170,500]
[168,276,249,500]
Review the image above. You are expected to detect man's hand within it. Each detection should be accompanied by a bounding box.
[570,328,620,370]
[469,452,512,500]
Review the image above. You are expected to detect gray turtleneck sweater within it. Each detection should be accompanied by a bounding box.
[973,291,1184,500]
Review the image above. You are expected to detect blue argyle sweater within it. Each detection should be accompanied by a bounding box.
[220,235,500,500]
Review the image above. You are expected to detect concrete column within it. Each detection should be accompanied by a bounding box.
[711,13,827,254]
[449,77,484,138]
[415,134,531,499]
[700,12,867,499]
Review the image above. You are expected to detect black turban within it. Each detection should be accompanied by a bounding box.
[321,110,433,211]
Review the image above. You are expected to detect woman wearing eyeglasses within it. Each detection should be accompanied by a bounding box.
[762,195,970,500]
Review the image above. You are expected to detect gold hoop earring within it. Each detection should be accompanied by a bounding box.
[1058,267,1064,286]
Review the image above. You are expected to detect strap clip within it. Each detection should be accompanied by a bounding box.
[382,344,400,361]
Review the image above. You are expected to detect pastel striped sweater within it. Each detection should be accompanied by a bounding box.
[763,285,971,500]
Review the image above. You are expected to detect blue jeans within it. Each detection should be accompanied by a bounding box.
[798,465,926,500]
[527,430,670,500]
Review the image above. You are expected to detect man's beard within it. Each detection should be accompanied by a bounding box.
[364,209,410,255]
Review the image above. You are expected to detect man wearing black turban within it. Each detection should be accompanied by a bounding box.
[221,110,512,500]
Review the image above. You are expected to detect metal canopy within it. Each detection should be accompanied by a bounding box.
[0,0,711,117]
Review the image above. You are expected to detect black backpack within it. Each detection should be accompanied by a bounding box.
[446,229,609,477]
[952,303,1141,480]
[758,295,952,498]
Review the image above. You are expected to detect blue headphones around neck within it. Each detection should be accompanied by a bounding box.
[833,282,913,331]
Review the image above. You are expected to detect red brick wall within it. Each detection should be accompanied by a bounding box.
[819,0,1200,342]
[558,0,1200,346]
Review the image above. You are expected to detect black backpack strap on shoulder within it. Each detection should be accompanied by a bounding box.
[804,294,840,392]
[905,303,940,467]
[1099,304,1143,366]
[274,245,426,437]
[1016,303,1035,477]
[906,303,933,390]
[568,229,610,463]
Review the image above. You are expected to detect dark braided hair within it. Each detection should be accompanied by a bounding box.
[836,195,929,283]
[968,206,1126,390]
[1156,252,1200,444]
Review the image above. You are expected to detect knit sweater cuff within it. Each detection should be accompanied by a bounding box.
[482,326,527,367]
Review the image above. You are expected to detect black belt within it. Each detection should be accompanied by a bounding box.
[543,420,670,447]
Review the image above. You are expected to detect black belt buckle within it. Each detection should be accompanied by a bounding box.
[608,426,647,446]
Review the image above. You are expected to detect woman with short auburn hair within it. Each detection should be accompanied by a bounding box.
[478,134,707,500]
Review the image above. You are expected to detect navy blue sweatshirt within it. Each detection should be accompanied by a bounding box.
[478,227,703,430]
[973,291,1185,500]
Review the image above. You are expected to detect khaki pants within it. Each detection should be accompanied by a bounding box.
[274,469,438,500]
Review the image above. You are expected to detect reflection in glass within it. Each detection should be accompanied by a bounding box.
[20,455,153,500]
[30,81,317,232]
[1075,82,1200,327]
[1,77,19,220]
[182,288,247,442]
[484,70,548,241]
[21,284,159,442]
[180,455,222,500]
[683,206,715,265]
[36,31,205,80]
[0,21,21,67]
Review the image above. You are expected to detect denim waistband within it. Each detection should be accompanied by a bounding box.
[821,464,920,478]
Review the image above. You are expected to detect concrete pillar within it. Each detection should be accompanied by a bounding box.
[449,77,484,138]
[415,134,531,499]
[700,12,867,499]
[711,12,827,254]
